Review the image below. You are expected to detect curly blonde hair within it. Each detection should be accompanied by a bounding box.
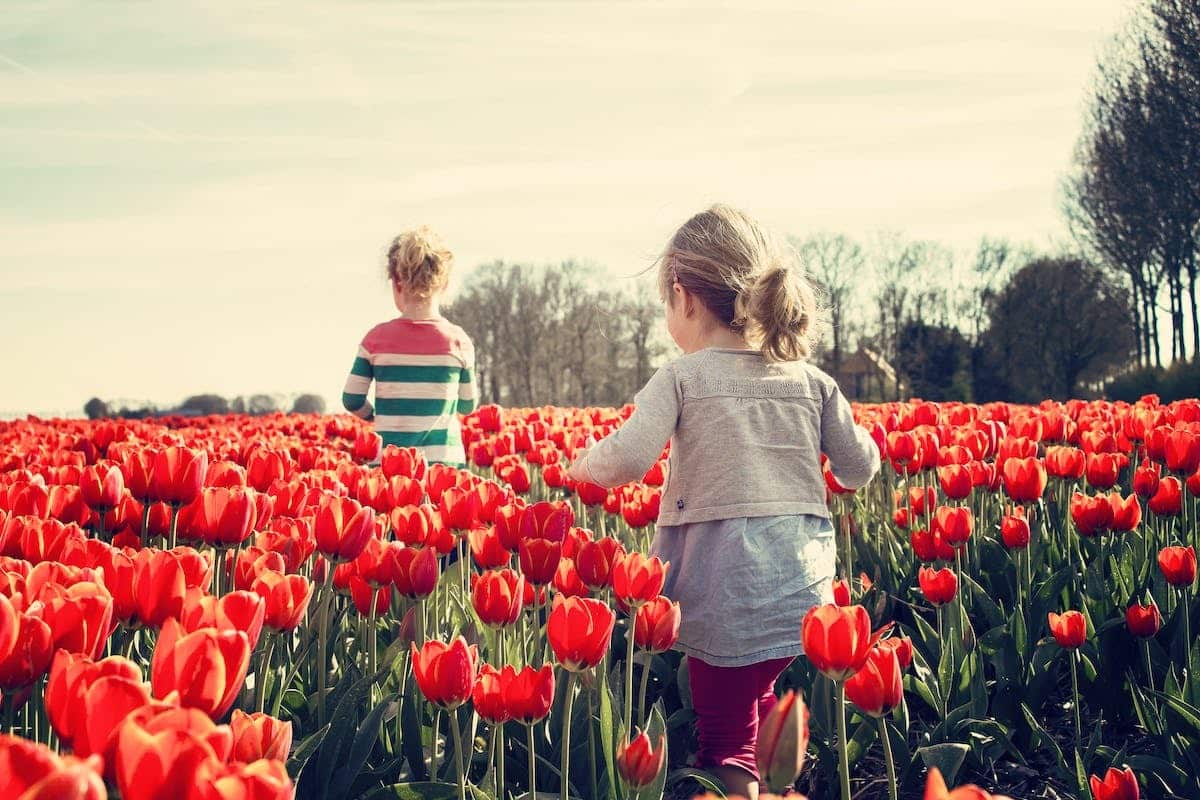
[656,204,821,362]
[386,226,454,298]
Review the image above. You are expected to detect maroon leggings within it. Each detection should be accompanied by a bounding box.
[686,655,795,781]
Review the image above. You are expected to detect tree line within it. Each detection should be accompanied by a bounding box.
[1066,0,1200,371]
[82,393,327,420]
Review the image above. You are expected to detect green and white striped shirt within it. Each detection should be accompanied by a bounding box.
[342,317,477,465]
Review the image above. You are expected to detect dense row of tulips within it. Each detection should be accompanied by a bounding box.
[0,393,1196,799]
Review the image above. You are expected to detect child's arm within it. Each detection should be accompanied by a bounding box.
[458,342,478,414]
[342,345,375,421]
[820,383,880,490]
[569,366,678,488]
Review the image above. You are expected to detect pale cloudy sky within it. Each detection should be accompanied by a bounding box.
[1,0,1132,416]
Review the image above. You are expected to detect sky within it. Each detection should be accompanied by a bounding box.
[1,0,1134,417]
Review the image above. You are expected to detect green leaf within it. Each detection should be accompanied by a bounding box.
[359,783,461,800]
[1020,702,1064,767]
[597,665,618,800]
[401,677,430,781]
[329,692,402,799]
[665,767,726,796]
[637,702,669,800]
[287,723,330,780]
[916,742,969,787]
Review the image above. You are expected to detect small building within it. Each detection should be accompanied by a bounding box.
[824,347,902,402]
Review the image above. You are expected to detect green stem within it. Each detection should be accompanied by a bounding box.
[450,708,467,800]
[878,716,898,800]
[1144,637,1155,694]
[367,600,379,681]
[587,690,598,800]
[560,671,577,800]
[623,615,636,736]
[1182,587,1192,692]
[836,682,851,800]
[637,650,650,728]
[497,725,506,800]
[433,709,442,781]
[1070,650,1082,748]
[168,503,180,549]
[256,634,276,713]
[316,565,335,727]
[527,722,538,797]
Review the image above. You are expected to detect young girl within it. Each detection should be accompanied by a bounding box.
[569,205,880,799]
[342,226,478,466]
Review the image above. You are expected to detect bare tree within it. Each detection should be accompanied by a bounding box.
[793,233,864,373]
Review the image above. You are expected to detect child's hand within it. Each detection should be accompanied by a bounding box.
[567,452,595,484]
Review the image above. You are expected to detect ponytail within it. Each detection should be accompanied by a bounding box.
[744,262,818,362]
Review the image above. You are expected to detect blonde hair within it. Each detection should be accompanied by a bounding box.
[656,204,821,362]
[386,226,454,298]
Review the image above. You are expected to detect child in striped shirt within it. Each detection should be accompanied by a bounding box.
[342,226,478,466]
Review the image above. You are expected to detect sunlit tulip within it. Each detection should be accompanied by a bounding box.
[1157,545,1196,586]
[150,618,251,719]
[518,536,561,586]
[1048,610,1087,649]
[472,568,524,628]
[1089,766,1139,800]
[0,734,106,800]
[229,710,292,763]
[313,494,375,563]
[1001,457,1046,503]
[756,689,809,794]
[918,566,957,607]
[387,544,439,599]
[80,463,125,511]
[801,604,872,681]
[1132,460,1160,498]
[180,590,265,650]
[505,663,555,723]
[251,570,314,632]
[999,510,1030,549]
[114,714,228,800]
[634,596,681,653]
[547,595,616,671]
[472,663,512,724]
[45,651,146,753]
[0,604,53,690]
[924,766,1015,800]
[575,536,625,590]
[467,525,509,570]
[411,637,479,709]
[845,645,904,717]
[1071,492,1114,537]
[934,506,972,547]
[616,729,666,789]
[1125,602,1160,639]
[612,552,668,608]
[1045,446,1086,480]
[149,446,208,506]
[1148,477,1183,516]
[132,549,188,628]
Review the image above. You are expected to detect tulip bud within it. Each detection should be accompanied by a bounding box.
[616,729,666,789]
[756,689,809,793]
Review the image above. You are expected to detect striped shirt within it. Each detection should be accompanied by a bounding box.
[342,317,478,465]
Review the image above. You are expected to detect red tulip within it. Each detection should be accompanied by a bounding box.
[252,570,314,632]
[45,651,147,753]
[612,552,668,608]
[1125,602,1160,639]
[547,595,616,671]
[114,713,228,800]
[1085,453,1122,490]
[38,579,115,659]
[832,578,851,607]
[518,536,561,587]
[0,604,53,690]
[1164,428,1200,473]
[1108,494,1142,533]
[149,446,208,506]
[472,663,512,724]
[196,758,293,800]
[439,485,481,531]
[576,482,609,507]
[937,464,973,500]
[387,544,439,599]
[1001,457,1046,503]
[1089,766,1139,800]
[194,487,257,546]
[0,734,106,800]
[616,729,666,789]
[575,536,625,590]
[505,664,555,723]
[1132,460,1160,499]
[472,568,524,628]
[467,525,510,570]
[801,604,872,681]
[924,766,1015,799]
[1157,545,1196,586]
[80,463,125,511]
[245,448,289,492]
[1048,610,1087,649]
[999,510,1030,549]
[1071,492,1114,538]
[845,645,904,717]
[1148,477,1182,516]
[132,549,188,628]
[918,566,957,607]
[180,590,266,651]
[755,689,809,793]
[229,710,292,763]
[411,637,479,709]
[1045,446,1086,480]
[519,501,573,542]
[150,617,251,719]
[313,494,375,563]
[933,506,972,547]
[634,596,681,653]
[381,445,427,480]
[349,575,391,616]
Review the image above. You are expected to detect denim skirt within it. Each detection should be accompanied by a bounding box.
[649,514,836,668]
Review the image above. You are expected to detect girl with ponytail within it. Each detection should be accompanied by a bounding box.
[569,204,880,798]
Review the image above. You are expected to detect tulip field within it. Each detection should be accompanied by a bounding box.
[1,397,1198,800]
